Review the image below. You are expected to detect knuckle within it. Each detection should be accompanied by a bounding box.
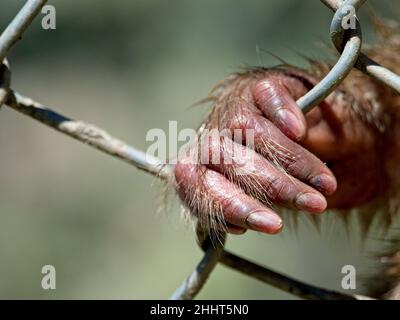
[285,155,315,180]
[265,176,285,200]
[227,113,249,130]
[253,77,275,99]
[285,155,304,173]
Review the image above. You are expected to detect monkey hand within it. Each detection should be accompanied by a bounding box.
[174,67,386,235]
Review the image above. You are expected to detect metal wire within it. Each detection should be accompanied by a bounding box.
[1,0,398,300]
[297,0,364,113]
[0,0,48,64]
[322,0,400,94]
[169,227,226,300]
[0,59,10,108]
[6,91,170,179]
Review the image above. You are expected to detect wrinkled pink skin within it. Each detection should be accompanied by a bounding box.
[174,69,388,235]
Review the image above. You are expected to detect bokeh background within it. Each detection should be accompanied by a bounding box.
[0,0,399,299]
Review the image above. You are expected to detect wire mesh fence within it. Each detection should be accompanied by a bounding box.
[1,0,399,300]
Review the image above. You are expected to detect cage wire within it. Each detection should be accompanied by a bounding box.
[1,0,399,300]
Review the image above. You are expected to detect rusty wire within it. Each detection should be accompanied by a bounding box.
[0,0,398,300]
[6,91,171,179]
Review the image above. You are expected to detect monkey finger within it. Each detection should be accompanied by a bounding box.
[252,75,307,141]
[226,103,337,196]
[174,161,283,234]
[204,137,328,213]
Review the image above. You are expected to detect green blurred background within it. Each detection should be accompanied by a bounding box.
[0,0,399,299]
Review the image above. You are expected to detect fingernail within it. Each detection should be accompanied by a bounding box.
[296,192,327,213]
[275,109,305,140]
[310,174,337,195]
[246,211,283,234]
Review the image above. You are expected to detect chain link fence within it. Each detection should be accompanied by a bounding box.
[1,0,399,300]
